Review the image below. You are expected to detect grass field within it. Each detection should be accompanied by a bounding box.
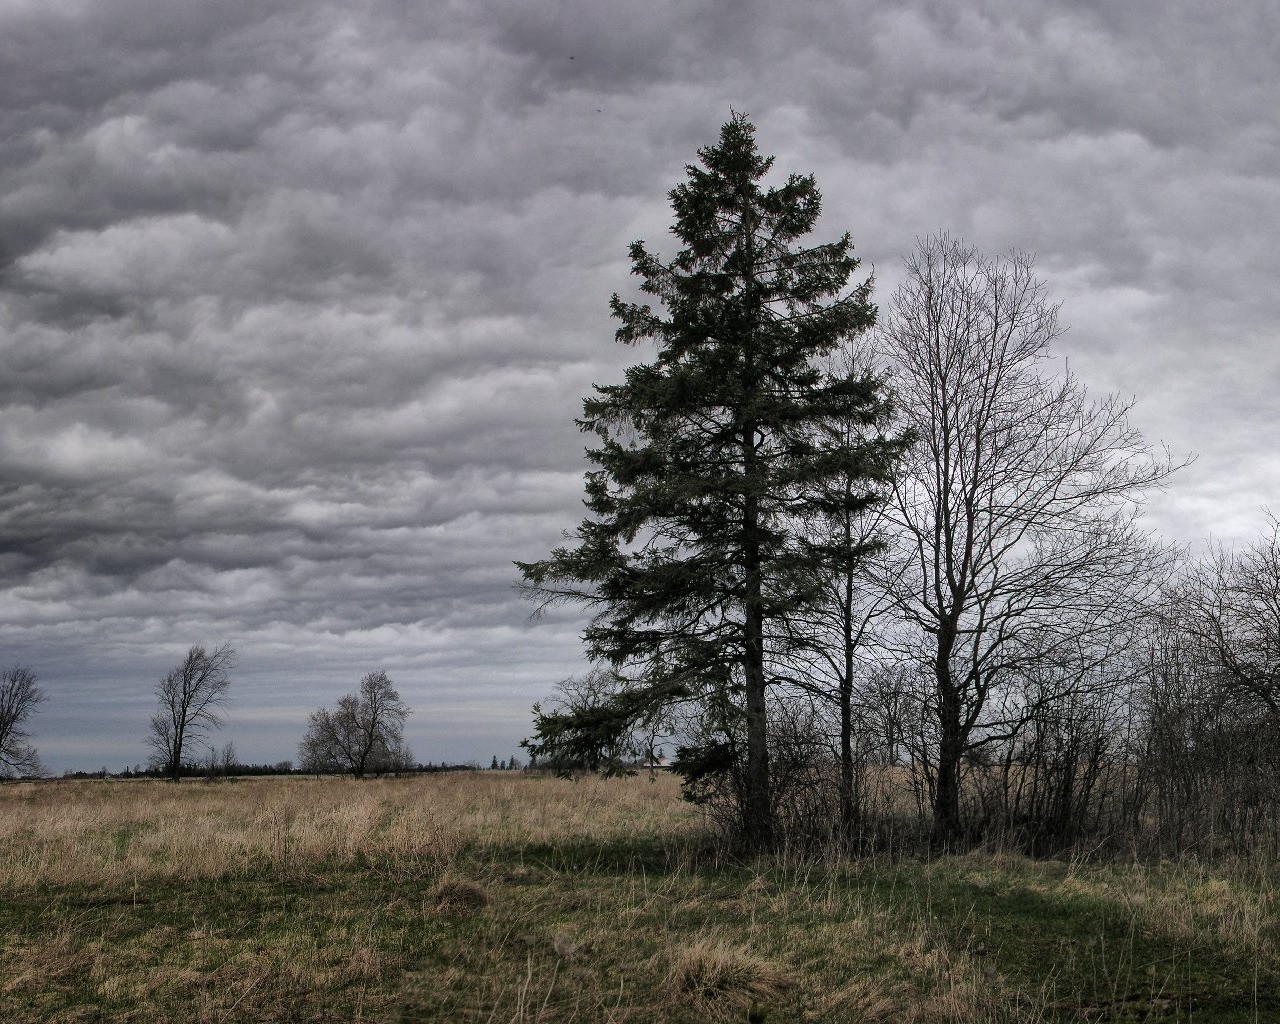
[2,772,1277,1023]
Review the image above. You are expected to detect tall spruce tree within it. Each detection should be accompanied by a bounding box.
[519,115,900,849]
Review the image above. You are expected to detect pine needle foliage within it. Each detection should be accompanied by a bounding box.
[518,114,902,849]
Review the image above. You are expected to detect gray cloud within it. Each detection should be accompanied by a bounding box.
[1,0,1277,770]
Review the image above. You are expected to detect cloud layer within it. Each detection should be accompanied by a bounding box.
[2,0,1277,770]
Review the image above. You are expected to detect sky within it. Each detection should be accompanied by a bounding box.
[1,0,1277,774]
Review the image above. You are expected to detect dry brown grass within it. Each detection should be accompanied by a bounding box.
[1057,858,1279,966]
[431,875,490,914]
[1,772,700,1024]
[666,938,796,1019]
[3,772,1278,1023]
[0,771,697,890]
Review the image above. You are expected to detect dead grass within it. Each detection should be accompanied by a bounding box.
[667,938,796,1019]
[431,875,490,914]
[0,772,697,890]
[2,772,1278,1023]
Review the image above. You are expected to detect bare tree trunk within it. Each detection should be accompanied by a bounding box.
[839,676,857,841]
[839,563,859,843]
[933,675,964,844]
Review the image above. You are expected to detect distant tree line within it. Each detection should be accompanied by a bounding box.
[1,643,493,782]
[56,760,484,782]
[520,114,1279,858]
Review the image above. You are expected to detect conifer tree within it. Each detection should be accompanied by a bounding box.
[519,115,901,849]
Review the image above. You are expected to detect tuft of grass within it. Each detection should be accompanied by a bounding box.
[431,875,490,915]
[667,938,796,1020]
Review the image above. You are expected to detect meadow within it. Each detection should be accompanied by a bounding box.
[1,772,1277,1023]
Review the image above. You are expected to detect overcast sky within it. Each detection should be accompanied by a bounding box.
[2,0,1277,773]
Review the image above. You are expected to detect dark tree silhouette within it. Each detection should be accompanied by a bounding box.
[879,235,1175,844]
[147,643,235,781]
[518,114,902,850]
[0,666,45,778]
[299,671,412,777]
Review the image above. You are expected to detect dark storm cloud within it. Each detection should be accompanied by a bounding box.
[1,0,1276,768]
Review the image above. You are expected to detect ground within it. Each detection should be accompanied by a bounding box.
[1,772,1276,1022]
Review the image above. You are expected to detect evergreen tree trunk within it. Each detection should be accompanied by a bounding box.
[738,193,774,851]
[742,410,774,849]
[743,601,773,849]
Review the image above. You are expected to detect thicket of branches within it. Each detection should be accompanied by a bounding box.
[521,118,1280,857]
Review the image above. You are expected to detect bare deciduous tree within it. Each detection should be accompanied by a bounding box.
[148,643,235,781]
[879,234,1176,843]
[299,670,412,777]
[1184,513,1280,719]
[786,477,898,840]
[789,346,903,840]
[0,666,45,778]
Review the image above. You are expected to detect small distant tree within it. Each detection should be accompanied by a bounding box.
[199,742,237,781]
[147,643,235,782]
[298,671,412,778]
[0,666,46,778]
